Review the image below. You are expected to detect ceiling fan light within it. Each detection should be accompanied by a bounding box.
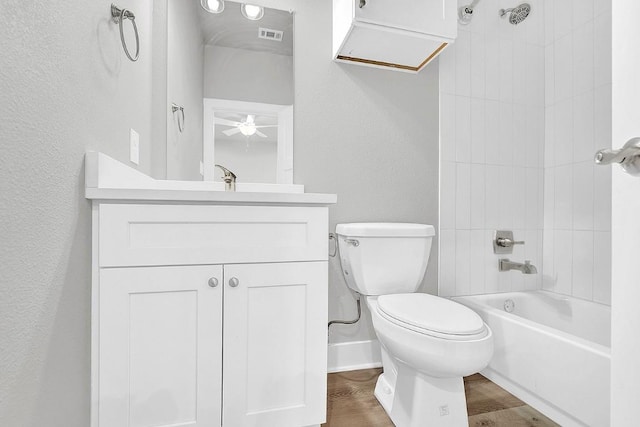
[241,4,264,21]
[239,123,257,136]
[201,0,225,14]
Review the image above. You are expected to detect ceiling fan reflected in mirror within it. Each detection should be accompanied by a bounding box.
[215,114,277,138]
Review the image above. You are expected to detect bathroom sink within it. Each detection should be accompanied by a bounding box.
[85,152,304,193]
[84,152,336,205]
[117,179,304,194]
[205,182,304,193]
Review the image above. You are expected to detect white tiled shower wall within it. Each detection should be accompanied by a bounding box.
[439,0,545,297]
[542,0,612,304]
[439,0,612,304]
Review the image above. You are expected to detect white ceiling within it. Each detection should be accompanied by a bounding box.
[198,1,294,56]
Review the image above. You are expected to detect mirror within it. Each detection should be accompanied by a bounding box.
[203,99,293,183]
[164,0,294,183]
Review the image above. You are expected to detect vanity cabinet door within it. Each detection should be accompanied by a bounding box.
[222,262,328,427]
[98,265,223,427]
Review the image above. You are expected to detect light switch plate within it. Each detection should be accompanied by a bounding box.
[130,128,140,165]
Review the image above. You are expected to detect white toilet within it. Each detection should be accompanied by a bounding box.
[336,223,493,427]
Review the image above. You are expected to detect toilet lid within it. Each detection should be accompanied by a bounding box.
[377,294,486,336]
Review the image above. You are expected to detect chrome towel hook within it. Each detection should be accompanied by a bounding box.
[111,4,139,62]
[171,103,185,133]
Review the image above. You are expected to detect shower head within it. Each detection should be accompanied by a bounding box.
[499,3,531,25]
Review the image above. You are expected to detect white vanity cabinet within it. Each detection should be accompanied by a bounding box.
[90,202,334,427]
[98,265,224,427]
[222,262,327,426]
[333,0,457,73]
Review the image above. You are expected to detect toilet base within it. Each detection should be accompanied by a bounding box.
[374,372,395,415]
[374,363,469,427]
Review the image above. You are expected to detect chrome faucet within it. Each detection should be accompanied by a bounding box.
[215,164,236,192]
[499,259,538,274]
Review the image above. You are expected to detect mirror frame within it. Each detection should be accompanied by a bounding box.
[203,98,294,184]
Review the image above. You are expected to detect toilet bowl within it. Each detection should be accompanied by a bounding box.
[336,223,493,427]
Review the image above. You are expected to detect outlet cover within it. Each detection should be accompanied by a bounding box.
[130,128,140,165]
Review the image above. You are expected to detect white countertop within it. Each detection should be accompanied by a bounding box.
[85,152,337,206]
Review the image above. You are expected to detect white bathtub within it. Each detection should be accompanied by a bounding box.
[454,291,610,427]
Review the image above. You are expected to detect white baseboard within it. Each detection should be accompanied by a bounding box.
[327,339,382,373]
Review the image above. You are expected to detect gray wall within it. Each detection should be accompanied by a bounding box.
[0,0,439,425]
[151,0,168,179]
[288,2,440,344]
[0,0,156,425]
[166,0,205,180]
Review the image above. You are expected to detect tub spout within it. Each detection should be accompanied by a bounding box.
[499,259,537,274]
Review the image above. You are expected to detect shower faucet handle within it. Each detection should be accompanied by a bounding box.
[493,230,524,254]
[496,237,525,247]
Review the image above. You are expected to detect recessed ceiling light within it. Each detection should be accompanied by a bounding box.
[241,4,264,21]
[201,0,225,14]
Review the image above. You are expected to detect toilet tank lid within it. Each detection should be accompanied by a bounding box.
[336,223,435,237]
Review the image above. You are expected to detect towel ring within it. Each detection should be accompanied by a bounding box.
[172,103,185,133]
[111,4,139,62]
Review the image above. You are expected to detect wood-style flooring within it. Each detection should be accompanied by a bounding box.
[322,368,559,427]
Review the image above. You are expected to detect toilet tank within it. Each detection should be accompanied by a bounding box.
[336,223,435,296]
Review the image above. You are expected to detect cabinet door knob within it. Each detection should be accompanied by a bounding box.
[208,277,219,288]
[359,0,366,8]
[229,277,240,288]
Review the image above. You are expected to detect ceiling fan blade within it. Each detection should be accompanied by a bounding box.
[222,128,242,136]
[215,118,241,127]
[255,130,268,138]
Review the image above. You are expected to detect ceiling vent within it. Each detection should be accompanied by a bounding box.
[258,28,284,42]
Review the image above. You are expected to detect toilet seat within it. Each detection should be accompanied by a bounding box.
[376,293,488,341]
